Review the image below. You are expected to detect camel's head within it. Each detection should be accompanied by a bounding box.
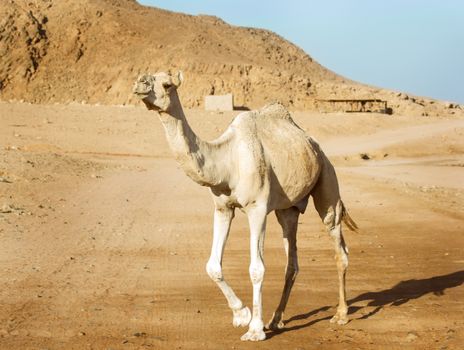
[133,71,184,112]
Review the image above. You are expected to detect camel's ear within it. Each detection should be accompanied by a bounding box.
[172,71,184,88]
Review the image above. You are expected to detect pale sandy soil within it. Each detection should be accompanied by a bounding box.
[0,102,463,349]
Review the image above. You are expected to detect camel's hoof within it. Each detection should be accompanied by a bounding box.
[233,306,251,328]
[266,313,284,330]
[330,313,348,325]
[240,329,266,341]
[266,312,284,331]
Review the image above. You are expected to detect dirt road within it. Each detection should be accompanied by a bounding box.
[0,102,463,349]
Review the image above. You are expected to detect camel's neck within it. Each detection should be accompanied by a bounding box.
[158,90,227,188]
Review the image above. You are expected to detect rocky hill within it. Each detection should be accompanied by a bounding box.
[0,0,461,115]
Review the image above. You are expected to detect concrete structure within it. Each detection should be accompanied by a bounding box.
[205,94,234,111]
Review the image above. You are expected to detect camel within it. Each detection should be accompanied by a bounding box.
[133,71,358,341]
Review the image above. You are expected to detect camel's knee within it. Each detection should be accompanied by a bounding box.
[249,261,265,284]
[334,241,349,270]
[336,250,349,270]
[329,225,349,270]
[289,263,299,276]
[206,260,223,282]
[286,259,299,280]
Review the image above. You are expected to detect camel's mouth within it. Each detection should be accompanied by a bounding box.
[133,75,156,99]
[133,91,150,99]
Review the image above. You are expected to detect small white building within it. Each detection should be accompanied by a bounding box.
[205,94,234,111]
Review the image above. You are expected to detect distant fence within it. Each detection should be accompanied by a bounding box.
[316,99,391,114]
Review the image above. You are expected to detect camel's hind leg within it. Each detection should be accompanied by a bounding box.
[311,160,349,325]
[327,222,349,325]
[267,207,300,330]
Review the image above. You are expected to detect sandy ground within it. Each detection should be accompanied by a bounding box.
[0,102,463,349]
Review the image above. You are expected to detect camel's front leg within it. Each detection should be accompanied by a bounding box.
[241,205,267,341]
[206,207,251,328]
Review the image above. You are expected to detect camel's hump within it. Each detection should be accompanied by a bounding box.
[230,102,295,131]
[255,102,292,120]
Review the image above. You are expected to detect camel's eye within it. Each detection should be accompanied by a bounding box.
[163,82,173,89]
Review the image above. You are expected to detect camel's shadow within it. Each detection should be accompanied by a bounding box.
[266,270,464,339]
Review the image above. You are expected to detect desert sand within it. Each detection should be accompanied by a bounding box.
[0,101,463,349]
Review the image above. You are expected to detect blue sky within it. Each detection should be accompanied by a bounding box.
[139,1,464,103]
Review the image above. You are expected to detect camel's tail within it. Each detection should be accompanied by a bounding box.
[341,202,359,232]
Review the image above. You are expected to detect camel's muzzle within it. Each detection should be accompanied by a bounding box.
[133,75,155,99]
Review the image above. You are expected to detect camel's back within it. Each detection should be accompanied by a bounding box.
[233,103,323,208]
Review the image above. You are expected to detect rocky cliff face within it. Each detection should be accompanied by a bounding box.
[0,0,461,116]
[0,1,50,94]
